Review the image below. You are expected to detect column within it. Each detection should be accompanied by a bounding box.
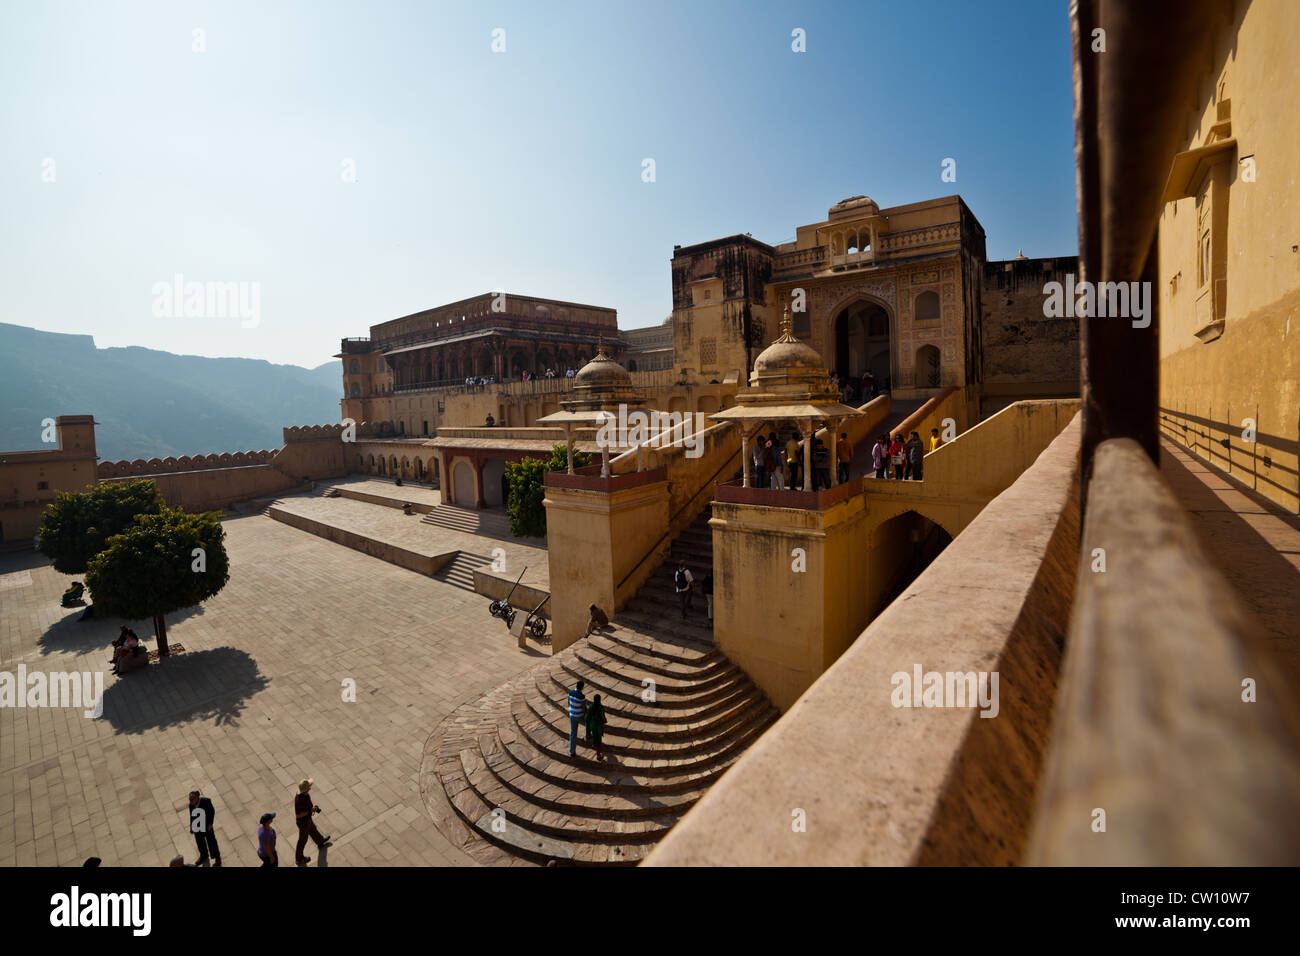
[803,424,813,492]
[828,421,839,487]
[742,431,751,488]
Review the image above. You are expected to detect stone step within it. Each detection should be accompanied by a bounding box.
[616,605,715,636]
[518,691,776,759]
[552,659,745,711]
[539,669,759,725]
[433,552,492,591]
[589,629,719,667]
[581,634,733,681]
[528,671,767,738]
[572,646,740,696]
[459,749,673,846]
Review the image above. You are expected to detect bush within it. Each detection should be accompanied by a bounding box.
[505,443,591,538]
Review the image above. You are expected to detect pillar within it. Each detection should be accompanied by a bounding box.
[803,424,813,492]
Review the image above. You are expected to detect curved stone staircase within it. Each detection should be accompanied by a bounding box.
[421,505,778,865]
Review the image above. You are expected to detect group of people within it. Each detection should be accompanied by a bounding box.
[872,428,941,481]
[749,430,854,492]
[464,375,497,386]
[173,781,332,868]
[566,679,609,761]
[109,625,146,675]
[673,561,713,620]
[829,370,884,408]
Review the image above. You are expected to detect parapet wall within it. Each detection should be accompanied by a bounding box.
[97,422,352,511]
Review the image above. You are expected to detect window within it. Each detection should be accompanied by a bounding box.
[350,382,361,398]
[700,337,717,367]
[37,481,49,490]
[703,289,711,301]
[349,359,360,373]
[915,291,941,323]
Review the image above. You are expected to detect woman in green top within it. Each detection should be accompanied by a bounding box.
[585,693,608,761]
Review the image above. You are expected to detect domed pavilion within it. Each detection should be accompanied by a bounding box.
[536,339,645,477]
[709,309,862,491]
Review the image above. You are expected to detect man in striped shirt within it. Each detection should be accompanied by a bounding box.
[567,680,587,756]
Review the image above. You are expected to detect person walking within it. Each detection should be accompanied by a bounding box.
[256,813,278,867]
[187,789,221,867]
[872,434,888,479]
[907,431,926,482]
[836,433,852,484]
[674,561,695,617]
[567,679,587,756]
[889,434,906,480]
[584,693,608,761]
[751,439,766,490]
[767,434,784,490]
[293,779,332,866]
[785,432,802,488]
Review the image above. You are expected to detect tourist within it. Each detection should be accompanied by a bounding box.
[862,372,876,398]
[907,431,925,481]
[584,693,608,761]
[812,438,832,490]
[293,779,332,866]
[701,572,714,621]
[836,433,852,484]
[674,561,694,618]
[567,680,587,756]
[889,434,906,480]
[484,413,495,427]
[256,813,278,867]
[930,427,942,452]
[785,432,802,488]
[871,434,888,479]
[751,439,766,490]
[767,435,784,490]
[584,603,609,637]
[188,789,221,867]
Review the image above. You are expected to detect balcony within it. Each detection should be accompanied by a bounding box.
[829,250,875,270]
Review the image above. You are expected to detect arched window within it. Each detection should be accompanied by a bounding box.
[350,382,361,398]
[914,291,941,322]
[349,359,360,373]
[915,345,941,388]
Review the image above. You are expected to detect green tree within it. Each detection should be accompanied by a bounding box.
[505,443,591,538]
[85,508,230,657]
[37,479,165,574]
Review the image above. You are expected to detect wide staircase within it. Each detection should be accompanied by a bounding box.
[420,504,513,539]
[423,500,777,865]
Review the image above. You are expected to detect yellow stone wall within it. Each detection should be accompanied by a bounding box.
[1157,0,1300,513]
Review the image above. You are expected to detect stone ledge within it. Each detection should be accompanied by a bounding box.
[644,412,1082,866]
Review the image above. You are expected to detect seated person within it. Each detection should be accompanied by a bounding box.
[584,604,610,637]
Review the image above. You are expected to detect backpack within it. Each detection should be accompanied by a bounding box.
[675,569,688,590]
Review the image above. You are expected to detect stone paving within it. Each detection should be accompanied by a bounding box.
[0,511,543,867]
[269,493,549,591]
[1161,438,1300,688]
[323,477,444,508]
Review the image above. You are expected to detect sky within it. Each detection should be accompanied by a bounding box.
[0,0,1078,369]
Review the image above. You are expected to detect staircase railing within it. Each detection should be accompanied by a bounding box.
[614,436,741,599]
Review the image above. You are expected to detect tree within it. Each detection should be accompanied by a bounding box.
[37,479,165,574]
[85,508,230,657]
[505,443,591,539]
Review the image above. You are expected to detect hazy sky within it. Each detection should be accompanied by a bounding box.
[0,0,1077,368]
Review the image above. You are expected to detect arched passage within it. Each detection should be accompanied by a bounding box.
[481,458,507,508]
[833,298,892,386]
[915,344,941,389]
[867,509,953,618]
[452,461,476,506]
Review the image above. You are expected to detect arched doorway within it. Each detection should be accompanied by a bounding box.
[452,461,476,506]
[834,300,892,386]
[482,458,507,509]
[868,510,953,617]
[915,345,941,389]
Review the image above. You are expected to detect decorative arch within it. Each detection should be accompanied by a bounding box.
[915,344,941,389]
[914,290,941,323]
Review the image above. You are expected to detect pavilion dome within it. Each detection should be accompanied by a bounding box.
[751,310,827,388]
[573,343,631,390]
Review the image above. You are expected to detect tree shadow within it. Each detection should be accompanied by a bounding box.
[37,605,206,658]
[0,549,54,573]
[100,646,269,733]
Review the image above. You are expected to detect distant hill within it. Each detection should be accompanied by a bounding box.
[0,323,343,462]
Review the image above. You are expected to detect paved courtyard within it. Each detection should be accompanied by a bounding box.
[0,512,541,866]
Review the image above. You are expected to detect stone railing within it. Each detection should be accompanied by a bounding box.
[98,450,277,478]
[1025,439,1300,865]
[283,421,384,443]
[646,413,1083,865]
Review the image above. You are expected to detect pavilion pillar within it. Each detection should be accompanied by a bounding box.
[742,432,751,488]
[564,425,575,474]
[803,425,813,492]
[828,423,839,487]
